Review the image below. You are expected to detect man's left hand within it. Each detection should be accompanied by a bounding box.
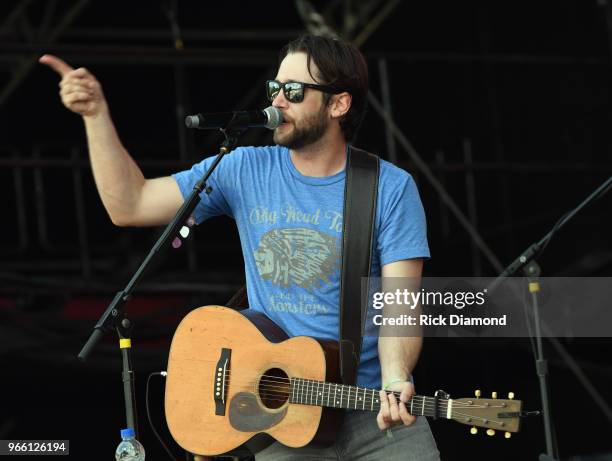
[376,381,417,430]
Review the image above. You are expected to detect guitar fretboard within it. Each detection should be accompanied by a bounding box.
[289,378,447,416]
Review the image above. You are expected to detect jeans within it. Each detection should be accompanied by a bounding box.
[256,411,440,461]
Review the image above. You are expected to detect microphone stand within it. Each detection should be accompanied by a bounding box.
[488,175,612,291]
[487,175,612,460]
[77,121,246,441]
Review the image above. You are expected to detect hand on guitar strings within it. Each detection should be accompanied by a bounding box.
[376,381,417,430]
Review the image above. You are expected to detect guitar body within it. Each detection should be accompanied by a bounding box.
[165,306,342,456]
[166,306,525,456]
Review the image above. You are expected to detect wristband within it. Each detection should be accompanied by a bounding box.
[383,379,408,390]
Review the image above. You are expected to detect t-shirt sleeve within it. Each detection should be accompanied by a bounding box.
[171,148,244,223]
[377,171,430,265]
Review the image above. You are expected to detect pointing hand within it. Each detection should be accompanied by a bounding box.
[39,54,106,117]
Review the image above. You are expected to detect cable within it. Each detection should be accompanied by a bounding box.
[146,371,180,461]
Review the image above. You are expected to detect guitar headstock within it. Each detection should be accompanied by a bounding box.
[450,390,522,438]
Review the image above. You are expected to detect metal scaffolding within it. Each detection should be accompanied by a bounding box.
[2,0,611,285]
[1,2,612,457]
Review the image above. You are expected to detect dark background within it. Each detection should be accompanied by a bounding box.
[1,1,611,460]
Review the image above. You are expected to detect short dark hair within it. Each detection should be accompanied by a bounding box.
[279,34,369,143]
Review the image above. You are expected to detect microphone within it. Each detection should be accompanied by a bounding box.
[185,106,283,130]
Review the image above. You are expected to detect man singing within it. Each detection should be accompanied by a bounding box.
[41,34,439,460]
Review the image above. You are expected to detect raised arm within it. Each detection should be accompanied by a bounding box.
[39,54,183,226]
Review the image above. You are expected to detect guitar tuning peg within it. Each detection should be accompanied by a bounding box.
[470,427,478,435]
[474,389,481,398]
[491,391,497,399]
[486,429,495,436]
[505,431,512,439]
[508,392,515,400]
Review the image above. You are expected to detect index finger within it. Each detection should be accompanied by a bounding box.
[39,54,74,77]
[398,401,416,426]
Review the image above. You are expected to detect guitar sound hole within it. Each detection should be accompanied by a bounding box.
[258,368,289,409]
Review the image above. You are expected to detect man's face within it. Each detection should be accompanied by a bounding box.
[271,52,330,150]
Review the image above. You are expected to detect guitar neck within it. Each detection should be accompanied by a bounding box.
[289,378,450,418]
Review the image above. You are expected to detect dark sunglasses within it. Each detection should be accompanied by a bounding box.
[265,79,343,103]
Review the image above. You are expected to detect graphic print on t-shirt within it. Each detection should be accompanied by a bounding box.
[253,227,340,289]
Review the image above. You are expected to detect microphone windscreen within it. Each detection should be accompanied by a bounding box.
[263,106,283,129]
[185,115,199,128]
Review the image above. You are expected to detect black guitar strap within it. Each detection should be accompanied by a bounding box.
[339,145,379,385]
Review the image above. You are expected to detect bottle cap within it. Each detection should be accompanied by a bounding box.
[120,428,135,439]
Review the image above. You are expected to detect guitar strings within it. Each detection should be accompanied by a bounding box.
[225,377,477,406]
[253,391,498,417]
[222,375,483,408]
[210,368,503,407]
[183,360,505,407]
[254,390,448,407]
[214,374,512,422]
[450,410,504,425]
[256,392,451,410]
[214,371,505,410]
[233,380,456,412]
[228,382,488,412]
[177,361,512,417]
[230,378,410,401]
[222,372,474,400]
[250,392,452,415]
[249,392,500,422]
[221,375,501,415]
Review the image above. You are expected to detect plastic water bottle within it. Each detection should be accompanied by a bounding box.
[115,428,145,461]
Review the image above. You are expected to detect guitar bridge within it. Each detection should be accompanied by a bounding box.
[214,348,231,416]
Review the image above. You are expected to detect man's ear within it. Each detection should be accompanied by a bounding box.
[329,92,352,119]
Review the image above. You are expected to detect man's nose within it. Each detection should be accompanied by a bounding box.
[272,89,288,108]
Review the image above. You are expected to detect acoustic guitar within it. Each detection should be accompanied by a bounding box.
[165,306,523,457]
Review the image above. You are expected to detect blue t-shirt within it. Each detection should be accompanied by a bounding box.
[172,145,430,389]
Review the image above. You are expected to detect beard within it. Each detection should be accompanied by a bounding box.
[273,105,328,150]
